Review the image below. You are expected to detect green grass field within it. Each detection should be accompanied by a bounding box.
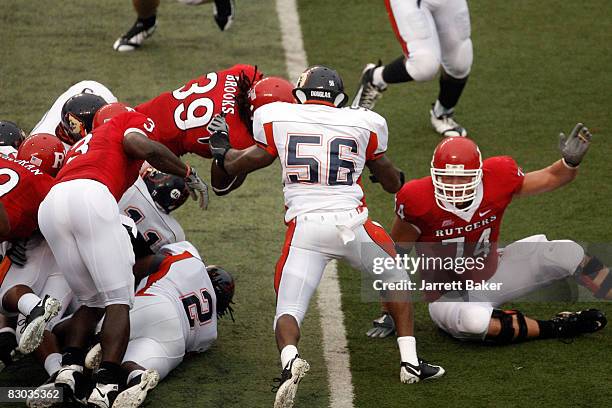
[1,0,610,407]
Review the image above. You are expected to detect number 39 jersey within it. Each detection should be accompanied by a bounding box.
[253,102,388,222]
[135,64,262,158]
[395,156,524,283]
[136,241,217,354]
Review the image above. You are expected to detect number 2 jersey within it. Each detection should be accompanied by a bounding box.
[253,102,388,222]
[395,156,524,285]
[136,64,263,158]
[0,157,54,239]
[135,241,217,353]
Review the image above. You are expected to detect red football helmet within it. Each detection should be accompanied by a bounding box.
[16,133,66,177]
[92,102,132,129]
[249,76,295,113]
[430,137,483,212]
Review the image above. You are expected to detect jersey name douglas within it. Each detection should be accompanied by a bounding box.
[253,103,388,221]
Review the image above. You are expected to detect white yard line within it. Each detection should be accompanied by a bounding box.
[275,1,356,407]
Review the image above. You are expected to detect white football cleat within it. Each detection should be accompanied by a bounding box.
[430,108,467,137]
[352,62,387,110]
[85,343,102,371]
[18,295,61,354]
[273,356,310,408]
[113,369,160,408]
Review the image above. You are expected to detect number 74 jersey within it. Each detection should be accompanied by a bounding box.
[253,102,388,222]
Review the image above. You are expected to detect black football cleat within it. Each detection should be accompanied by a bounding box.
[113,17,157,52]
[400,359,445,384]
[366,312,396,338]
[213,0,235,31]
[352,62,387,110]
[552,309,607,338]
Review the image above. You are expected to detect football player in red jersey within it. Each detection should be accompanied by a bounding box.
[367,125,608,343]
[135,65,295,195]
[37,104,208,407]
[0,135,66,359]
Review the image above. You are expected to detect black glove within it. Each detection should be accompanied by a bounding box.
[206,113,229,135]
[209,131,231,168]
[369,170,404,185]
[559,123,592,167]
[6,238,28,267]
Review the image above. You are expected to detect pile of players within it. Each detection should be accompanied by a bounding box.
[0,60,609,408]
[0,65,295,408]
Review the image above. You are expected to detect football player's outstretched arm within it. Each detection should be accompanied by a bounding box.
[390,216,420,254]
[210,160,247,196]
[209,129,276,176]
[366,155,404,193]
[517,123,592,198]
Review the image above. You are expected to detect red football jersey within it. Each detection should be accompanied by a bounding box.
[56,111,157,201]
[135,64,262,158]
[0,157,54,239]
[395,156,524,287]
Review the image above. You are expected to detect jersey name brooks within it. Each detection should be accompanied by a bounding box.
[253,103,388,222]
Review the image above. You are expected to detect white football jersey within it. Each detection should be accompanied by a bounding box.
[118,177,185,253]
[31,80,117,136]
[253,102,388,221]
[136,241,218,353]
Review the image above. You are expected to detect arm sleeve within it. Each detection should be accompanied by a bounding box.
[366,113,388,160]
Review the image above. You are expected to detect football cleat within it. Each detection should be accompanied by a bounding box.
[26,371,61,408]
[54,364,89,405]
[85,343,102,371]
[400,360,445,384]
[113,18,157,52]
[213,0,236,31]
[352,62,387,110]
[113,369,160,408]
[88,382,120,408]
[272,356,310,408]
[429,107,467,137]
[366,312,396,338]
[18,295,61,354]
[552,309,607,338]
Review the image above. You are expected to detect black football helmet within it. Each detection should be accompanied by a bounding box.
[0,120,26,149]
[293,65,348,107]
[143,168,190,214]
[207,265,235,320]
[59,93,107,145]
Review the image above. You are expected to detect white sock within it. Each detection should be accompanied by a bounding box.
[127,369,145,385]
[372,67,387,88]
[397,336,419,366]
[44,353,62,376]
[280,345,299,369]
[17,293,42,316]
[433,100,453,117]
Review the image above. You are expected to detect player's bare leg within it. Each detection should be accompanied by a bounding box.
[113,361,159,408]
[2,285,60,354]
[273,314,309,408]
[113,0,160,52]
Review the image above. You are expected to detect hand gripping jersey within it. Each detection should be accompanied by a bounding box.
[0,156,54,239]
[253,102,388,222]
[135,242,218,353]
[55,111,157,201]
[395,156,524,287]
[136,64,262,158]
[118,177,185,252]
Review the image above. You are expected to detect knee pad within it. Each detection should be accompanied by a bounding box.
[457,304,491,337]
[489,309,528,344]
[405,52,440,82]
[442,39,473,79]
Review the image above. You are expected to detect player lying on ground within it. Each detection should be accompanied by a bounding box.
[27,242,235,408]
[209,65,445,408]
[37,101,207,408]
[367,128,608,344]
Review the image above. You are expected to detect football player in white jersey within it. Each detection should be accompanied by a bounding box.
[209,65,445,408]
[353,0,472,137]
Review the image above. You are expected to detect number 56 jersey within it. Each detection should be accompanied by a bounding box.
[253,102,388,222]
